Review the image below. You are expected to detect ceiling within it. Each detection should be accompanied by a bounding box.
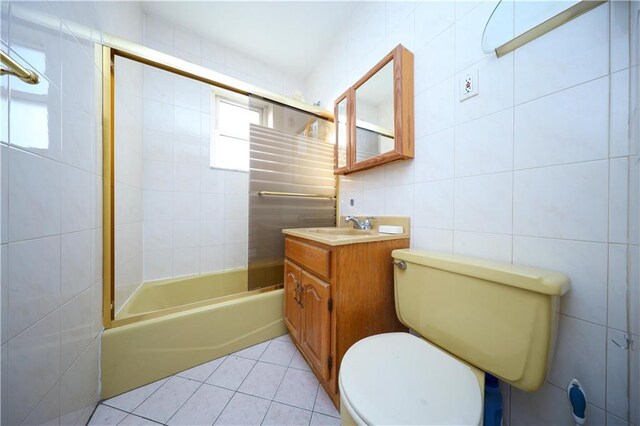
[142,2,361,81]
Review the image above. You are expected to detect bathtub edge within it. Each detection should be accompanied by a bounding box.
[100,289,286,399]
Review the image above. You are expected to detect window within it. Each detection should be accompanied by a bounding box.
[210,94,263,171]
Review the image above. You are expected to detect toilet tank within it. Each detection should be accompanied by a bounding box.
[392,249,570,392]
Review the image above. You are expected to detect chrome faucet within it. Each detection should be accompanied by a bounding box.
[345,216,375,230]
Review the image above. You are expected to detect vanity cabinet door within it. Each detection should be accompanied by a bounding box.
[300,270,331,381]
[284,260,303,342]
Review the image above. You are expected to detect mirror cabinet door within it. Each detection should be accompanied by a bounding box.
[335,96,349,172]
[333,44,413,175]
[354,60,395,164]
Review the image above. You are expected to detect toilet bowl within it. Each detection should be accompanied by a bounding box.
[339,249,570,425]
[339,333,484,426]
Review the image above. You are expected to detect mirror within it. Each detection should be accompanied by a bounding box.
[335,96,348,172]
[354,61,395,163]
[334,44,414,175]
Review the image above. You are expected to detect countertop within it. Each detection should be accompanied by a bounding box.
[282,217,410,246]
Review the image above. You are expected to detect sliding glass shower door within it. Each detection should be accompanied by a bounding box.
[248,100,335,290]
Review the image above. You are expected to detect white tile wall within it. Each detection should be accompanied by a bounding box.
[513,161,609,242]
[8,236,61,340]
[306,1,633,423]
[140,59,250,280]
[454,231,512,263]
[1,1,143,424]
[514,77,609,170]
[454,172,513,234]
[139,13,305,282]
[8,148,61,241]
[514,236,608,325]
[626,2,640,424]
[513,2,609,104]
[611,69,630,159]
[548,315,607,408]
[455,109,513,177]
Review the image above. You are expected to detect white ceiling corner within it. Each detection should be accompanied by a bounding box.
[141,1,362,81]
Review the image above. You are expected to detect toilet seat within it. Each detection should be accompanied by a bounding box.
[339,333,483,426]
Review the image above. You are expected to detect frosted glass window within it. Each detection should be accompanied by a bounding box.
[210,96,262,171]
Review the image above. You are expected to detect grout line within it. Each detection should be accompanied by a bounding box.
[210,388,237,426]
[221,339,277,401]
[17,375,61,426]
[101,399,167,426]
[176,354,228,383]
[451,67,457,253]
[559,312,608,329]
[2,223,100,247]
[105,376,170,416]
[119,411,165,425]
[411,227,614,246]
[89,403,129,424]
[4,143,101,188]
[165,376,207,425]
[604,1,614,417]
[245,393,335,422]
[310,381,322,416]
[270,348,295,403]
[513,72,610,109]
[259,400,275,426]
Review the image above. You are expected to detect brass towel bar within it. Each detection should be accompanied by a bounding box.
[0,50,39,84]
[257,191,335,200]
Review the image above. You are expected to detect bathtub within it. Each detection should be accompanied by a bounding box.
[115,269,251,320]
[101,267,286,399]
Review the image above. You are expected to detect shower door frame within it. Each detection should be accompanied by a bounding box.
[101,35,334,329]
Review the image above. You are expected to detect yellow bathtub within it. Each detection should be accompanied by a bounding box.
[101,268,286,399]
[116,269,250,320]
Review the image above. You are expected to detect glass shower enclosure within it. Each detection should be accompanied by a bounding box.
[248,99,336,290]
[103,39,335,327]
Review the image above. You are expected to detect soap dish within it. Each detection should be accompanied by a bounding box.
[378,225,404,234]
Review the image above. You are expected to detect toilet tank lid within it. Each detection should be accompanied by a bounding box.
[392,249,570,296]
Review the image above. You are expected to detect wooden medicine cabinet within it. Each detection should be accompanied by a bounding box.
[334,44,414,174]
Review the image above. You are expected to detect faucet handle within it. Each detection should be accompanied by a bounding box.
[363,216,375,230]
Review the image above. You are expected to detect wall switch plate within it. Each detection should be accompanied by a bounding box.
[459,69,479,101]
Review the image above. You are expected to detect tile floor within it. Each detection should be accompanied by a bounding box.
[88,334,341,425]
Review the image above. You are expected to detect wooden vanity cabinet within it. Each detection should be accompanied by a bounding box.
[284,235,409,408]
[300,271,331,381]
[284,261,303,341]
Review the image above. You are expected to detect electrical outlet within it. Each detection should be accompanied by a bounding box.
[459,69,479,101]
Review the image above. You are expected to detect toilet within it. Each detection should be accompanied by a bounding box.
[339,249,570,425]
